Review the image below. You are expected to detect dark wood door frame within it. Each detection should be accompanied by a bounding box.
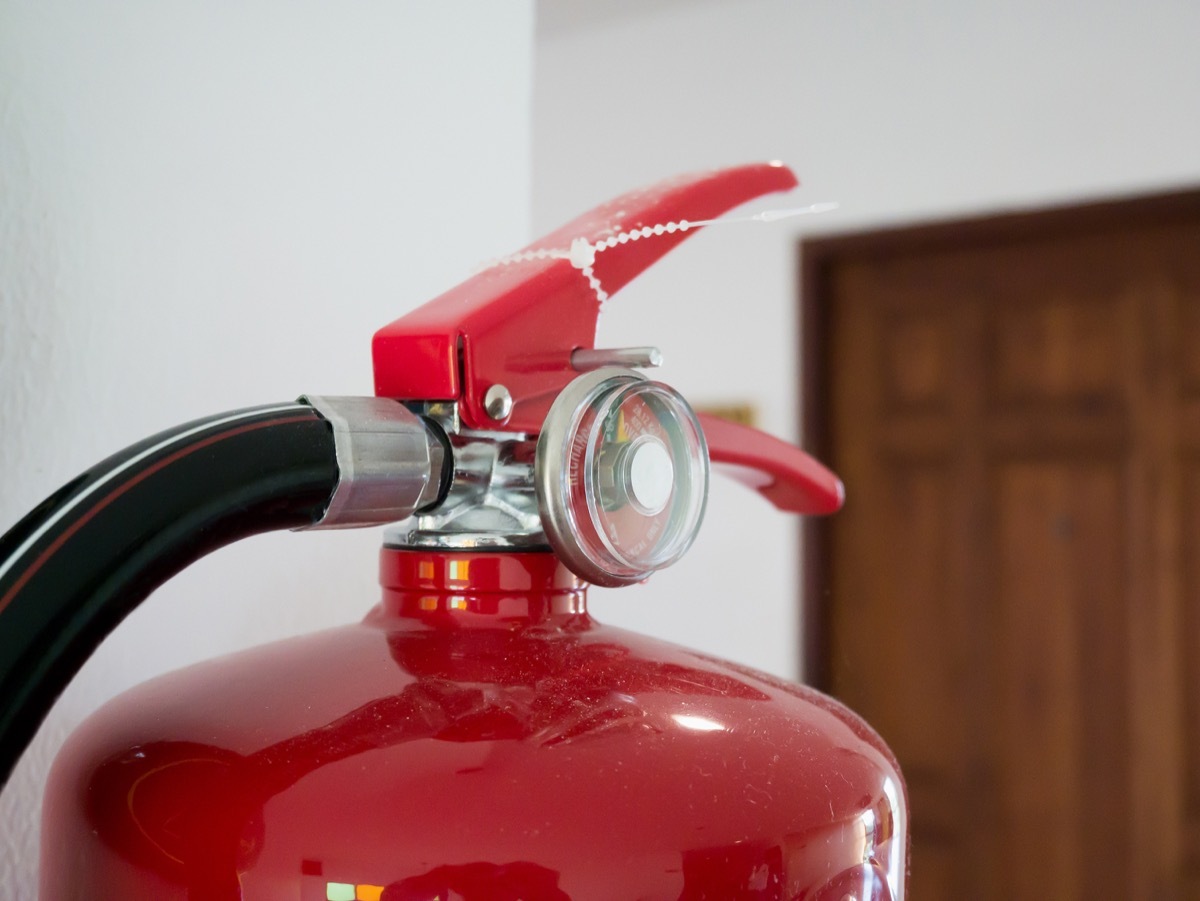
[798,186,1200,690]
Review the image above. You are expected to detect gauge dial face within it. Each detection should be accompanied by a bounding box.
[536,370,708,586]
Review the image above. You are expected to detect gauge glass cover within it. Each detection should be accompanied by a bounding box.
[536,370,708,586]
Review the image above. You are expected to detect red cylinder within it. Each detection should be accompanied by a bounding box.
[41,550,906,899]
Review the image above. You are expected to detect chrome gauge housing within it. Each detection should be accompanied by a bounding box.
[387,371,710,586]
[534,369,709,587]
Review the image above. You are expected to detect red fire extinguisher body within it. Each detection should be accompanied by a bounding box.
[14,164,909,898]
[41,551,904,900]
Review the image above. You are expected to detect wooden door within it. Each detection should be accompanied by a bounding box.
[802,192,1200,900]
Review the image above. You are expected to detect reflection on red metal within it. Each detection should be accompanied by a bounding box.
[372,163,798,432]
[42,551,905,899]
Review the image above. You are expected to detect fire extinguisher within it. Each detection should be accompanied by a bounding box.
[0,162,907,899]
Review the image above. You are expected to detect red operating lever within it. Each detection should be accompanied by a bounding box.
[373,162,797,432]
[372,162,844,516]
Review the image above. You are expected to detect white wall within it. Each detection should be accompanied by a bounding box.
[534,0,1200,680]
[0,1,532,891]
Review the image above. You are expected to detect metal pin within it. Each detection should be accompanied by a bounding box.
[484,384,513,421]
[571,346,663,372]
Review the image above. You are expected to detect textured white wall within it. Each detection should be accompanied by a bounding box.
[0,1,532,892]
[534,0,1200,680]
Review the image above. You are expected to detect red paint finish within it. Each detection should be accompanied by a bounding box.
[371,163,798,432]
[41,551,906,899]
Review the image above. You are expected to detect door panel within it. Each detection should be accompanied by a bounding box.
[805,194,1200,900]
[991,461,1129,901]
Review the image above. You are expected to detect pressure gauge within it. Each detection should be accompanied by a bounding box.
[535,368,709,586]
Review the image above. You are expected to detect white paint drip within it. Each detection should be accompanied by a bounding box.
[481,201,839,306]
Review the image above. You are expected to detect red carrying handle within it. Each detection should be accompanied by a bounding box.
[698,413,845,515]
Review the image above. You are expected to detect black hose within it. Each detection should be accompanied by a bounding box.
[0,403,339,787]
